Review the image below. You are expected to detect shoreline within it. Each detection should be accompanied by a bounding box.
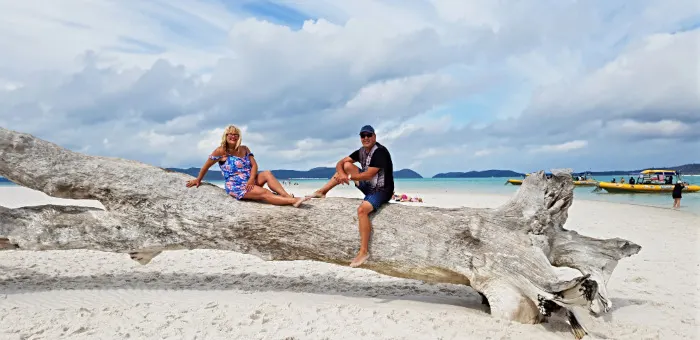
[0,184,697,216]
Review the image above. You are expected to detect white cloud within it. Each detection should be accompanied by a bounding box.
[530,140,589,153]
[614,119,695,139]
[345,74,453,110]
[527,30,700,123]
[0,0,698,177]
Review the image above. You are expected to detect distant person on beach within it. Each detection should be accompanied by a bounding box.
[672,181,686,209]
[186,124,309,207]
[307,125,394,268]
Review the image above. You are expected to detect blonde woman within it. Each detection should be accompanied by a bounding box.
[186,125,309,207]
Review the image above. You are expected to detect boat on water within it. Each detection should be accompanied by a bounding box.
[506,178,525,185]
[595,169,700,193]
[506,172,598,186]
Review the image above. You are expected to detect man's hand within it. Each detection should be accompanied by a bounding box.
[334,172,351,185]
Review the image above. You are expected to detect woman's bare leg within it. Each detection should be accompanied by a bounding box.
[257,171,293,197]
[242,186,309,207]
[309,163,361,198]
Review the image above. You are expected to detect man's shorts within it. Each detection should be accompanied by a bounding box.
[356,181,392,211]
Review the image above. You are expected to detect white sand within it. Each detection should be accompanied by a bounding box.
[0,186,698,340]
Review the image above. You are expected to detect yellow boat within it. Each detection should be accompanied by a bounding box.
[506,172,597,186]
[596,169,700,193]
[506,179,524,185]
[573,179,599,186]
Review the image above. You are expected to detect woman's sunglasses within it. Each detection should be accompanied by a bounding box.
[360,133,374,138]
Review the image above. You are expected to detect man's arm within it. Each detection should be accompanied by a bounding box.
[337,149,360,176]
[334,156,355,184]
[336,156,354,174]
[351,167,379,181]
[352,148,386,181]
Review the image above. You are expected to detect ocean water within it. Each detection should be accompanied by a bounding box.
[2,174,699,214]
[283,175,700,213]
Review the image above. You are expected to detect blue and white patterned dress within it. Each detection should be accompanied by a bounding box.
[209,151,254,200]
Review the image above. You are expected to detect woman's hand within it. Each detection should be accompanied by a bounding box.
[246,178,255,192]
[186,179,201,188]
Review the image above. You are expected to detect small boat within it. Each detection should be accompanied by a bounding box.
[506,172,597,186]
[595,169,700,193]
[506,179,524,185]
[506,172,553,185]
[572,172,599,186]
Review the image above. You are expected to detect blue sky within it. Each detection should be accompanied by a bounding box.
[0,0,698,177]
[238,1,316,29]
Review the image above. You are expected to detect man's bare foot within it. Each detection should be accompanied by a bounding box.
[305,191,326,198]
[349,252,370,267]
[128,250,163,265]
[293,196,311,208]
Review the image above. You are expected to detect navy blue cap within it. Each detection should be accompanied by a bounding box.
[359,125,375,134]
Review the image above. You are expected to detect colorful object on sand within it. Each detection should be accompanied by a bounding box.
[393,193,423,203]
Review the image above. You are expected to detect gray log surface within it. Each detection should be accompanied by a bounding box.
[0,127,641,339]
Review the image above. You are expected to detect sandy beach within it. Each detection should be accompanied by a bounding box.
[0,185,698,340]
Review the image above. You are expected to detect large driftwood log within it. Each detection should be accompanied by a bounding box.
[0,127,640,339]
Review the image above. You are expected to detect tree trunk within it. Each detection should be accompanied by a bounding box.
[0,127,641,339]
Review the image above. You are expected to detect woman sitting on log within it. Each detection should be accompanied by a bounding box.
[186,124,310,208]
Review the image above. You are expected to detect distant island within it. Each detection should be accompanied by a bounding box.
[433,170,524,178]
[165,167,423,180]
[432,163,700,178]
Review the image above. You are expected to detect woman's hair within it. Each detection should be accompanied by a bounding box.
[221,124,242,152]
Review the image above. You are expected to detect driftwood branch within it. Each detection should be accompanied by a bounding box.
[0,127,640,339]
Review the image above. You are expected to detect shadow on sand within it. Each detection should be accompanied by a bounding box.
[0,264,485,310]
[0,264,608,337]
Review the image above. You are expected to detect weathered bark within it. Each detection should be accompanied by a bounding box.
[0,127,640,339]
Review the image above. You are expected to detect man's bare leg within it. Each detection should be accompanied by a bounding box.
[350,201,374,267]
[308,162,361,198]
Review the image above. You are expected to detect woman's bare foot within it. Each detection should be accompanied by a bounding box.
[349,252,370,267]
[293,196,311,208]
[306,191,326,198]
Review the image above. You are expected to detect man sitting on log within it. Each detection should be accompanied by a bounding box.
[308,125,395,267]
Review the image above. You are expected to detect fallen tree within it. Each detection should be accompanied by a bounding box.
[0,127,640,339]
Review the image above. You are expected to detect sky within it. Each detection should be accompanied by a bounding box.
[0,0,698,178]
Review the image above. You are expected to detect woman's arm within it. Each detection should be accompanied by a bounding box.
[246,146,258,182]
[187,147,224,187]
[196,158,218,180]
[245,146,257,191]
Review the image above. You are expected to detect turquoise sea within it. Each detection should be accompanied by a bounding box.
[2,174,699,214]
[285,175,700,213]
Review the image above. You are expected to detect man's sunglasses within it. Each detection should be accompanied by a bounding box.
[360,133,374,138]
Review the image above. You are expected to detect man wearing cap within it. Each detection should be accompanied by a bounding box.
[307,125,394,267]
